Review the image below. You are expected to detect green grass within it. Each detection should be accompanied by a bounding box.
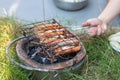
[0,17,29,80]
[0,17,120,80]
[81,36,120,80]
[59,35,120,80]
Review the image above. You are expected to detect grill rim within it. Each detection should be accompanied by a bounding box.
[16,36,86,71]
[6,36,86,72]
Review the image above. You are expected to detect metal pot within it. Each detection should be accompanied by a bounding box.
[53,0,88,11]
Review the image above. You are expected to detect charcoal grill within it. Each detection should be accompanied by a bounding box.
[6,19,87,79]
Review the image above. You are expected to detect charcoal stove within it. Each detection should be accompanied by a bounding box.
[6,19,87,80]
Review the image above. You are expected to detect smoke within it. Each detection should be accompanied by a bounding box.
[8,0,20,16]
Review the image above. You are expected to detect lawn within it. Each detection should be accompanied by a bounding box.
[0,17,120,80]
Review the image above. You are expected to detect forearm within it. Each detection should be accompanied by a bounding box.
[98,0,120,24]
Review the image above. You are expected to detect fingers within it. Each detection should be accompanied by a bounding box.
[87,27,98,37]
[97,25,102,36]
[82,22,91,27]
[87,24,108,37]
[87,18,102,26]
[82,18,102,27]
[82,18,108,37]
[102,24,107,33]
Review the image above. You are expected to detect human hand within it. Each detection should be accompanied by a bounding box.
[82,18,108,37]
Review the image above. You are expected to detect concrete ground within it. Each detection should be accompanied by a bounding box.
[0,0,119,27]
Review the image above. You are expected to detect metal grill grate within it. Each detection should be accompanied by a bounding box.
[20,19,82,64]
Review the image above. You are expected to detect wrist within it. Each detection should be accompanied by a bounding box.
[98,16,109,25]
